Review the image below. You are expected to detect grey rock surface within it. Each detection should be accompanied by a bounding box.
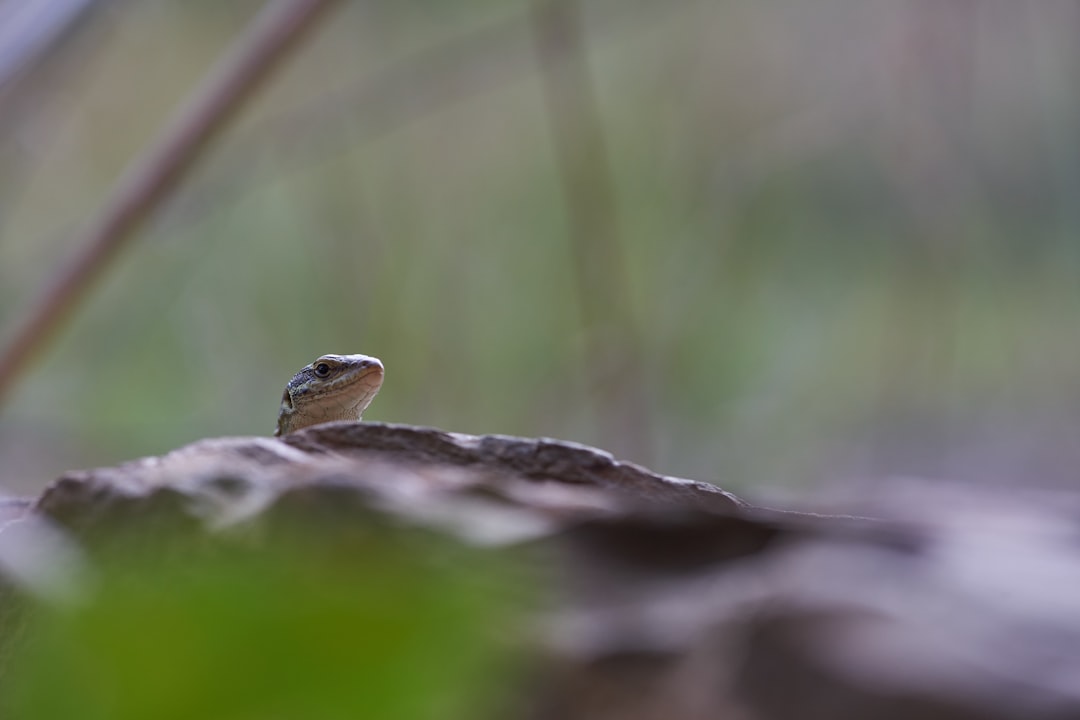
[10,422,1080,719]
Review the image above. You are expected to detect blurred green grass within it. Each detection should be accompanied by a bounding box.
[4,1,1080,492]
[2,518,525,720]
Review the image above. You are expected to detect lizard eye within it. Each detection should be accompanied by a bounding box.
[314,362,331,378]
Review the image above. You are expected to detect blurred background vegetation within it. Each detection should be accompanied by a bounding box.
[3,0,1080,495]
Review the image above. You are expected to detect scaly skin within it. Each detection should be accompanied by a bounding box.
[274,354,384,436]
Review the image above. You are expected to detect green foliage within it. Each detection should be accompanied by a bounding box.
[2,523,523,720]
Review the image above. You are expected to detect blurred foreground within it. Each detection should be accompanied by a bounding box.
[3,421,1078,720]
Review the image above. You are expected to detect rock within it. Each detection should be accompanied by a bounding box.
[7,422,1080,719]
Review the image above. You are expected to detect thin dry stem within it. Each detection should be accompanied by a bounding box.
[531,0,652,462]
[0,0,341,405]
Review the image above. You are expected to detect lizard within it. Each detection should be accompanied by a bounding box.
[274,353,384,436]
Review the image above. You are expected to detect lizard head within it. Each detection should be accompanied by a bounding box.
[274,353,384,436]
